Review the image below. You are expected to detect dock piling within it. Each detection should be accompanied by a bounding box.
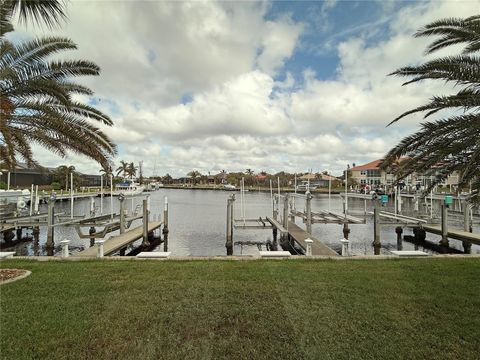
[46,195,55,249]
[142,199,150,247]
[342,222,350,240]
[163,196,169,252]
[305,191,312,234]
[226,195,234,255]
[16,227,22,241]
[272,228,278,250]
[373,200,380,255]
[119,195,126,234]
[395,226,403,251]
[282,195,289,229]
[89,226,96,247]
[440,204,449,248]
[463,201,472,233]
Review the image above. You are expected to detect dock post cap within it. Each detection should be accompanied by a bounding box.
[340,238,350,257]
[95,240,105,258]
[60,239,70,257]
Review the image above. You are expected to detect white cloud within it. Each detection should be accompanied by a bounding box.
[9,0,479,178]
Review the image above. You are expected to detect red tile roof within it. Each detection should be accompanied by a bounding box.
[351,160,383,171]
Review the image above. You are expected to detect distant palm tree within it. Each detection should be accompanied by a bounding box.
[163,173,172,184]
[0,0,116,170]
[53,165,75,190]
[245,168,254,186]
[126,162,137,179]
[116,161,129,179]
[100,164,113,186]
[383,15,480,202]
[188,170,201,185]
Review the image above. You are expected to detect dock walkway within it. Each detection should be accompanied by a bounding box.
[417,225,480,246]
[286,221,338,256]
[77,221,162,257]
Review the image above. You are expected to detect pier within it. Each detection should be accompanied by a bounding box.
[1,193,170,257]
[77,221,162,257]
[285,221,338,256]
[413,225,480,246]
[228,190,365,256]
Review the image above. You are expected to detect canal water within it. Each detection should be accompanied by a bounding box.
[4,188,479,256]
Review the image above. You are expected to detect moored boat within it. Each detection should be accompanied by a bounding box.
[113,181,145,196]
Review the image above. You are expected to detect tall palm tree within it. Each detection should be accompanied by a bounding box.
[126,162,137,180]
[383,15,480,202]
[116,160,128,179]
[0,0,116,170]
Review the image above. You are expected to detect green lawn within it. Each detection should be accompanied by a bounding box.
[1,258,479,360]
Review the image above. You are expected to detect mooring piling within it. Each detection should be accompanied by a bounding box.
[226,195,235,255]
[373,200,381,255]
[100,175,104,215]
[464,201,472,233]
[70,173,74,219]
[440,204,449,248]
[163,196,169,252]
[305,191,312,234]
[119,195,126,234]
[15,227,22,241]
[282,195,289,229]
[342,222,350,240]
[142,199,150,247]
[395,226,403,251]
[46,195,55,248]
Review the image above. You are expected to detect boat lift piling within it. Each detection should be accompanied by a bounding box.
[163,196,169,252]
[226,194,235,255]
[142,199,150,247]
[46,195,55,249]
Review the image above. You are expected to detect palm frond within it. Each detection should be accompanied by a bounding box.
[9,0,67,30]
[388,88,480,125]
[415,15,480,54]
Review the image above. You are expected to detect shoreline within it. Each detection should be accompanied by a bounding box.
[160,185,343,194]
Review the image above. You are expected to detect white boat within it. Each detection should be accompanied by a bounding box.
[145,182,164,192]
[295,184,317,191]
[0,189,30,217]
[113,181,145,196]
[223,184,236,191]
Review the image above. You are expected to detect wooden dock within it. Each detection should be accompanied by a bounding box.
[76,221,162,257]
[418,225,480,246]
[280,220,338,256]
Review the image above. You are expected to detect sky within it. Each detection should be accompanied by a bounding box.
[10,0,480,177]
